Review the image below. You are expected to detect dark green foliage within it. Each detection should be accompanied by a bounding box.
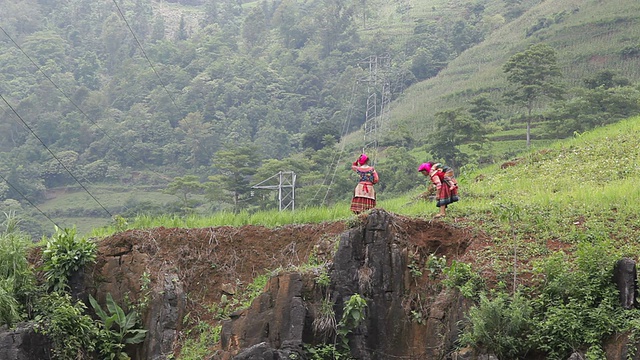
[0,215,31,327]
[583,70,631,90]
[460,291,533,359]
[543,86,640,137]
[442,260,486,299]
[427,109,488,168]
[206,144,259,212]
[469,95,499,123]
[527,240,626,359]
[375,147,421,195]
[41,227,97,292]
[503,43,564,146]
[34,292,99,360]
[461,239,630,360]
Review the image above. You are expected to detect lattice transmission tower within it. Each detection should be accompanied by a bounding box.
[361,54,392,165]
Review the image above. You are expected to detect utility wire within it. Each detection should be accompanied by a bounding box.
[0,26,175,181]
[0,24,181,204]
[321,80,359,206]
[308,77,359,207]
[0,172,61,230]
[110,0,214,161]
[0,93,113,217]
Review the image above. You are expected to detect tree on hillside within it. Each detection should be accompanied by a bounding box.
[583,70,630,90]
[503,43,564,147]
[163,175,205,211]
[206,145,258,213]
[376,147,421,195]
[469,95,498,123]
[427,109,488,169]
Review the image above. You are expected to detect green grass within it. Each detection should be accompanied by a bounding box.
[38,186,180,235]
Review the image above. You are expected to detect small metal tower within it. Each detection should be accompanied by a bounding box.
[251,171,296,211]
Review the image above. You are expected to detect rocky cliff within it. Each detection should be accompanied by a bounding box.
[217,209,477,359]
[5,209,640,359]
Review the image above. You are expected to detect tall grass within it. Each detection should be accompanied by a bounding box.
[0,214,37,326]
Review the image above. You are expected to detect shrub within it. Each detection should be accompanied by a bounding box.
[0,278,22,327]
[0,213,38,325]
[460,291,533,359]
[528,240,627,359]
[34,292,99,360]
[41,226,97,291]
[442,260,485,298]
[89,293,147,360]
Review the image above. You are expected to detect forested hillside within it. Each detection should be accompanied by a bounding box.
[1,0,640,236]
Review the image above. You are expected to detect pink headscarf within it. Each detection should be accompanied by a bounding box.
[418,162,432,173]
[358,154,369,166]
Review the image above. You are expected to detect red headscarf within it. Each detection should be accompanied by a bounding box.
[358,154,369,166]
[418,162,432,173]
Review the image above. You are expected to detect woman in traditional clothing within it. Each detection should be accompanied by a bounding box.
[350,154,379,214]
[418,162,458,218]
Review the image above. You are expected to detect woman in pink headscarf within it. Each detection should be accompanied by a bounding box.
[350,154,379,214]
[418,162,458,218]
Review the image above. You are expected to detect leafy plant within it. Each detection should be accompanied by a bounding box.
[306,294,366,360]
[315,269,331,287]
[41,226,97,291]
[527,240,627,359]
[177,321,221,360]
[442,260,485,298]
[0,278,22,327]
[426,254,446,279]
[460,291,533,359]
[407,252,423,278]
[34,292,99,360]
[0,218,37,324]
[89,293,148,360]
[410,310,426,325]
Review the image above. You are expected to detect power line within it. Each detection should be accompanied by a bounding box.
[321,80,359,206]
[110,0,212,160]
[0,93,113,218]
[0,24,181,204]
[0,171,61,230]
[0,26,174,183]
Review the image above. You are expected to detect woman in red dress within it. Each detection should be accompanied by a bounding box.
[350,154,379,214]
[418,162,458,218]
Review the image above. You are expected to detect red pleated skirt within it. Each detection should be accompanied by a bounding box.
[350,197,376,214]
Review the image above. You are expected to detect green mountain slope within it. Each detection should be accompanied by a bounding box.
[389,0,640,140]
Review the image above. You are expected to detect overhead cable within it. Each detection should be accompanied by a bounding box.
[0,93,113,218]
[0,172,61,230]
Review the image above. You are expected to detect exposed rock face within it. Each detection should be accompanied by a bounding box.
[218,209,473,359]
[88,231,186,360]
[9,210,640,359]
[0,322,51,360]
[613,257,637,310]
[219,272,308,359]
[87,224,345,360]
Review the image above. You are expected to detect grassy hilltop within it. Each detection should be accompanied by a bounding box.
[97,114,640,247]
